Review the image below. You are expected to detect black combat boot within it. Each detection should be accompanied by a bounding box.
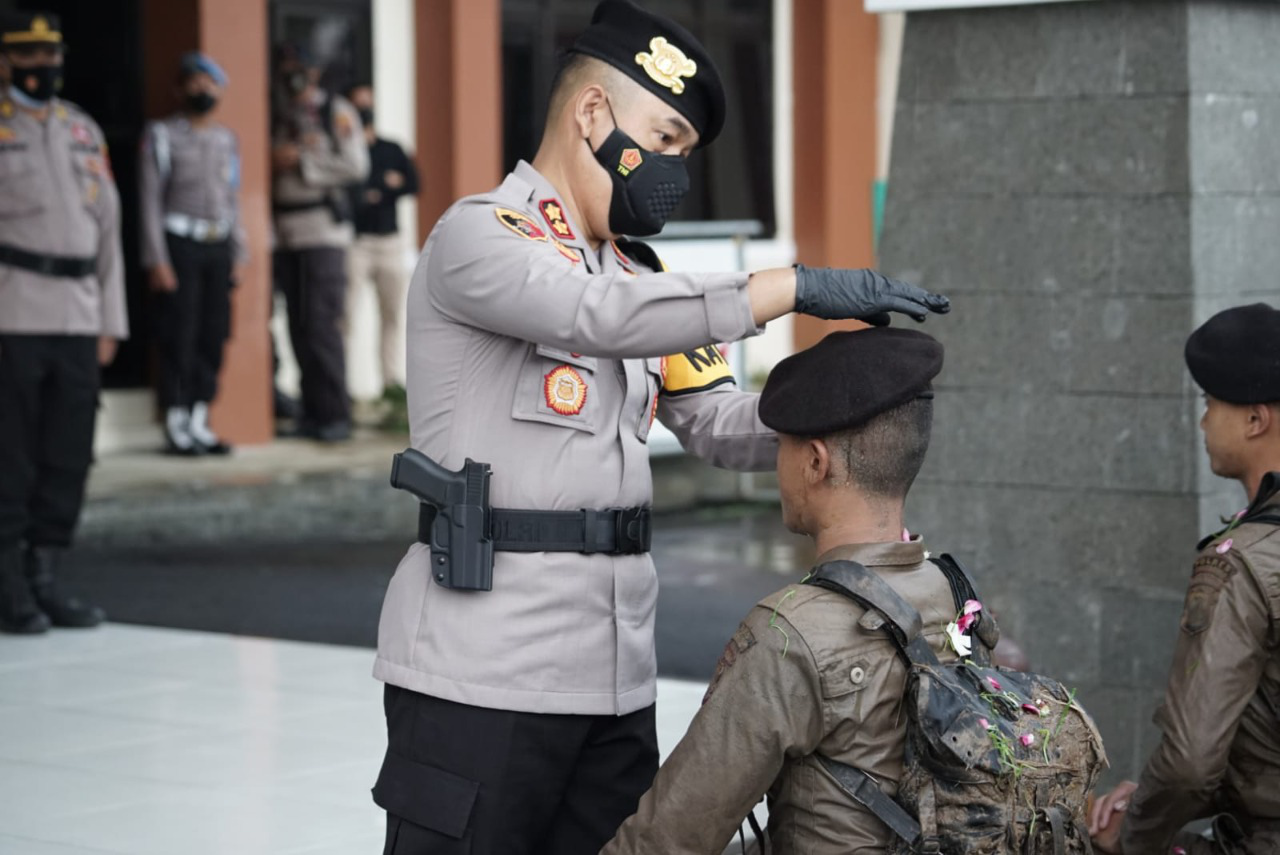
[25,546,105,628]
[0,546,50,634]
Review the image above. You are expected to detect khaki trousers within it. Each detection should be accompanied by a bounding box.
[346,232,409,389]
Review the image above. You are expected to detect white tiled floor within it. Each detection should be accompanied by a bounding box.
[0,625,708,855]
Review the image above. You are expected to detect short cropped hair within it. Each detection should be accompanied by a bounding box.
[546,52,634,120]
[823,398,933,499]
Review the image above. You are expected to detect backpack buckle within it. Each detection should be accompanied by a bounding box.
[916,839,942,855]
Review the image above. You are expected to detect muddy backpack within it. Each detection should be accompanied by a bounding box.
[804,556,1107,855]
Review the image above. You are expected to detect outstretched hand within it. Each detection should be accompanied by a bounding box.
[794,263,950,324]
[1088,781,1138,854]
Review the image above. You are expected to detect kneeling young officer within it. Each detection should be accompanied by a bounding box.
[371,2,949,852]
[1091,304,1280,854]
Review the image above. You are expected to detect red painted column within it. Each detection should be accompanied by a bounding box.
[792,0,880,349]
[415,0,504,244]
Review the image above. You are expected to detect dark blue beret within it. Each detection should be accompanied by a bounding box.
[1185,303,1280,404]
[759,328,944,436]
[570,0,725,148]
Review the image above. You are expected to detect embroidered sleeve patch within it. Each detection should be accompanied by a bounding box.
[1180,556,1236,636]
[494,207,547,242]
[662,345,735,397]
[702,622,757,704]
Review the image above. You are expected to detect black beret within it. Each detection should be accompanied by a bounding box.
[759,328,944,436]
[570,0,725,148]
[1185,303,1280,404]
[1,11,62,47]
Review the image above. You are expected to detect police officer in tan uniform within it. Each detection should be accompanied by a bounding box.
[0,12,126,634]
[271,45,368,442]
[139,52,244,456]
[371,2,949,852]
[603,328,961,854]
[1090,304,1280,855]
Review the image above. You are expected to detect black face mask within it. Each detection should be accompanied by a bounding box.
[357,107,374,128]
[185,92,218,115]
[589,104,689,237]
[13,64,61,103]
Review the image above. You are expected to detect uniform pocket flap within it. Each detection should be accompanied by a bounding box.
[536,344,597,371]
[371,751,479,840]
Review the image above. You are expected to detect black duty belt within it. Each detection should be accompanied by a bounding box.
[418,506,652,555]
[273,200,329,215]
[0,244,95,278]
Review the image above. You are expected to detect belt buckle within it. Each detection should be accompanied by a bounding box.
[614,507,650,554]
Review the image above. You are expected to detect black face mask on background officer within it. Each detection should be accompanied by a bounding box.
[1,40,64,107]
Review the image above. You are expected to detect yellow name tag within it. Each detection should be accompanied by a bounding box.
[662,345,735,396]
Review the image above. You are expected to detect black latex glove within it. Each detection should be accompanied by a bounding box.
[794,264,950,323]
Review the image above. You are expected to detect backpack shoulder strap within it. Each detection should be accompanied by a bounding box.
[816,755,922,845]
[805,560,940,668]
[931,553,998,665]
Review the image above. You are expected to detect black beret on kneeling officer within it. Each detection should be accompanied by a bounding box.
[759,327,945,436]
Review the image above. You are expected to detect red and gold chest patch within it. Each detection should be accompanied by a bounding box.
[618,148,643,176]
[539,198,575,241]
[544,365,588,416]
[495,207,547,241]
[70,122,94,145]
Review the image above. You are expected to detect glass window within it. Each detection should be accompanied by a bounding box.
[502,0,775,233]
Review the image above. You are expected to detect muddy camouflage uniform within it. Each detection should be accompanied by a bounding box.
[1122,476,1280,855]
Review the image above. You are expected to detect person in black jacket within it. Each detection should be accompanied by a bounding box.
[344,83,419,405]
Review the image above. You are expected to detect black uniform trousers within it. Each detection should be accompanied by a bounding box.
[273,247,350,425]
[154,234,233,409]
[0,335,99,550]
[374,686,659,855]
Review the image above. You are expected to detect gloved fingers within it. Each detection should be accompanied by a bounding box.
[884,279,950,314]
[879,294,933,323]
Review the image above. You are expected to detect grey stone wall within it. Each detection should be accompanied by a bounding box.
[880,1,1280,783]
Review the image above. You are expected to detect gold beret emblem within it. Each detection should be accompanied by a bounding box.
[635,36,697,95]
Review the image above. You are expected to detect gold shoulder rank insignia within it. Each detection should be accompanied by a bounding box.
[635,36,697,95]
[495,207,547,242]
[662,345,735,397]
[539,198,575,240]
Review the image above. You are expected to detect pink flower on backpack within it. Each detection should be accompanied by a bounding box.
[955,600,983,634]
[1019,733,1036,747]
[986,675,1002,692]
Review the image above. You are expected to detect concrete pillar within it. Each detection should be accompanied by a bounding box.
[414,0,504,243]
[878,1,1280,780]
[141,0,274,446]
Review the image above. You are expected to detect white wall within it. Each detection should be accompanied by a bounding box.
[345,0,418,400]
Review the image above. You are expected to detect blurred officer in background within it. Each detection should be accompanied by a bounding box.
[271,44,368,443]
[344,83,418,407]
[139,51,244,456]
[0,11,126,634]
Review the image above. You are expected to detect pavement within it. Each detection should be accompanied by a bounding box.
[0,623,713,855]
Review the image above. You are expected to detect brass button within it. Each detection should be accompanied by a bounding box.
[850,666,866,684]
